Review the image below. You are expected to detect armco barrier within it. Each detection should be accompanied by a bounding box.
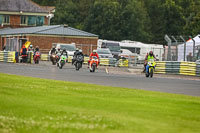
[0,51,16,63]
[155,61,199,76]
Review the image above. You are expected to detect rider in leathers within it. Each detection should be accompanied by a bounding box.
[72,48,84,65]
[145,51,156,73]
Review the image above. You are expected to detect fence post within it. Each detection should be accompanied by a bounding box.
[164,35,172,61]
[180,36,186,61]
[171,36,178,61]
[189,36,196,61]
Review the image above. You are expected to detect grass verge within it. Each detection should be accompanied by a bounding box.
[0,73,200,133]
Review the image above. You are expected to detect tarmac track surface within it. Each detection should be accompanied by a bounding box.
[0,62,200,97]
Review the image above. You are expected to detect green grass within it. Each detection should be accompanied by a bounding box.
[0,73,200,133]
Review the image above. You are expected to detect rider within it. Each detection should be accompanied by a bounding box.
[56,47,61,55]
[28,44,34,52]
[145,51,156,73]
[61,48,68,57]
[72,48,80,65]
[57,48,68,64]
[56,47,62,60]
[50,46,56,55]
[33,46,40,56]
[49,46,56,62]
[72,48,84,65]
[88,49,99,68]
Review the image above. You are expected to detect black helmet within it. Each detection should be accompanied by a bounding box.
[149,51,153,56]
[63,48,66,52]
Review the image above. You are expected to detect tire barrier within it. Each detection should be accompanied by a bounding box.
[196,63,200,77]
[166,62,180,75]
[0,51,16,63]
[155,61,199,76]
[155,61,166,74]
[99,58,110,66]
[180,62,196,76]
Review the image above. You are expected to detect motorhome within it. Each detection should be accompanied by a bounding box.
[120,40,164,61]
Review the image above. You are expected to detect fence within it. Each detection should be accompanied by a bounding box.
[164,35,200,62]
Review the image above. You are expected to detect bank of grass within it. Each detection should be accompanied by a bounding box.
[0,73,200,133]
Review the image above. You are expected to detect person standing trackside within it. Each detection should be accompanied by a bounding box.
[20,44,28,63]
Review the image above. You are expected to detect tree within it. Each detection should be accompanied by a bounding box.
[119,0,152,42]
[84,0,121,40]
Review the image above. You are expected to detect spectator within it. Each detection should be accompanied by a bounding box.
[187,52,193,62]
[3,46,6,51]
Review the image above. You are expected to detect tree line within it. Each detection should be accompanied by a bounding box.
[33,0,200,44]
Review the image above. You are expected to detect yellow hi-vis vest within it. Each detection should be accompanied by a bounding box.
[147,55,154,61]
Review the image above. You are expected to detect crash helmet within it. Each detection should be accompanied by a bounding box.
[35,46,39,51]
[93,49,97,53]
[30,45,33,48]
[63,48,66,52]
[149,51,153,56]
[79,49,82,53]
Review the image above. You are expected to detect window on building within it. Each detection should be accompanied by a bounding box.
[27,16,44,26]
[21,16,27,25]
[28,16,36,26]
[0,15,3,24]
[3,15,10,24]
[36,16,44,26]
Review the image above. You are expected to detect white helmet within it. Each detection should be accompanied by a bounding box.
[79,49,82,52]
[93,49,97,53]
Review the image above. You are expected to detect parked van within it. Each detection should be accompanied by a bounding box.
[52,43,76,56]
[98,39,121,59]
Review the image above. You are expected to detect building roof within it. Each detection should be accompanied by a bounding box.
[0,25,98,37]
[0,0,52,13]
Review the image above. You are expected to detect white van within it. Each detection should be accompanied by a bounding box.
[52,43,76,56]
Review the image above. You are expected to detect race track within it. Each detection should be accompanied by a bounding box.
[0,62,199,96]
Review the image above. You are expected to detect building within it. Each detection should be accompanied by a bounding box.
[0,0,55,29]
[0,25,98,55]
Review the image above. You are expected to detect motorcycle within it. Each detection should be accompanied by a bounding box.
[74,55,84,71]
[89,56,99,72]
[51,53,57,65]
[146,59,156,78]
[58,55,68,69]
[34,51,40,64]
